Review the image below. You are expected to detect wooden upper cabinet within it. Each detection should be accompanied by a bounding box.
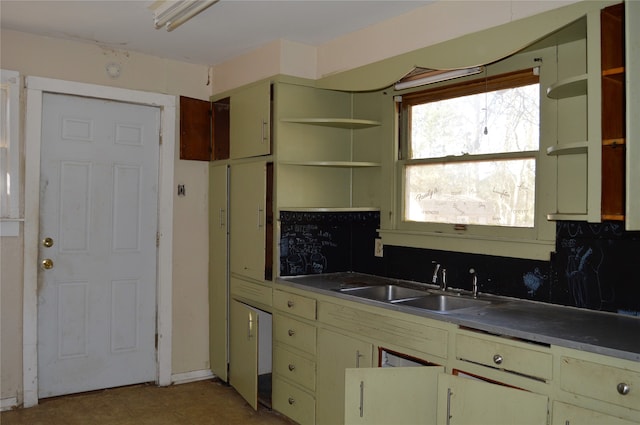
[179,96,230,161]
[600,3,625,220]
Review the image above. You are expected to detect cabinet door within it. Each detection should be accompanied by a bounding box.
[552,401,637,425]
[230,81,271,159]
[437,374,548,425]
[230,161,266,281]
[209,164,229,381]
[345,366,444,425]
[179,96,212,160]
[229,300,259,410]
[316,329,373,425]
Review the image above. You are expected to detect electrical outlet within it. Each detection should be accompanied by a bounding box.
[374,238,383,257]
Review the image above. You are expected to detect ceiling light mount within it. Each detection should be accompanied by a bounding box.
[152,0,219,32]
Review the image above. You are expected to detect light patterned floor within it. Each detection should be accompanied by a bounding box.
[1,379,295,425]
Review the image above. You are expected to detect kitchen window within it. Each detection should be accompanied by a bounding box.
[1,70,21,236]
[397,68,542,241]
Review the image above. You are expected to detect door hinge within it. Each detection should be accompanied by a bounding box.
[156,232,160,247]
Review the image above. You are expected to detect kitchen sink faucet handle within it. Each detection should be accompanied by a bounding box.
[431,262,441,285]
[470,268,478,298]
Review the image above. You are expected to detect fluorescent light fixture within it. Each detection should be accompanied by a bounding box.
[153,0,219,32]
[394,66,484,91]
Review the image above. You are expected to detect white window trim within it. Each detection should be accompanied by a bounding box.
[1,70,22,237]
[22,77,175,407]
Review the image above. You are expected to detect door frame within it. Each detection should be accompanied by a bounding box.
[22,77,175,407]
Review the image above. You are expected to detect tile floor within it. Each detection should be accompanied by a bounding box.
[0,379,295,425]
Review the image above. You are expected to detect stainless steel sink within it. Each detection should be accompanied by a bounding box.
[395,294,491,312]
[335,284,427,302]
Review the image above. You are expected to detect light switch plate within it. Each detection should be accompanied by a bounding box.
[374,238,383,257]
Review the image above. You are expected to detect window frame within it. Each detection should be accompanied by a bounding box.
[386,48,558,259]
[0,69,21,236]
[399,68,540,237]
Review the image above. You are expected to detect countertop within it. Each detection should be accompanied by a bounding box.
[276,272,640,362]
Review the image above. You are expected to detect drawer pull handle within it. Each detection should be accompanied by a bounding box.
[287,300,294,308]
[288,329,295,337]
[617,383,630,395]
[288,397,295,405]
[288,364,296,371]
[493,354,503,365]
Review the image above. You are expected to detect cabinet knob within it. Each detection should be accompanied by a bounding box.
[617,383,630,395]
[288,364,295,372]
[287,300,294,308]
[493,354,503,365]
[288,329,295,337]
[288,397,295,405]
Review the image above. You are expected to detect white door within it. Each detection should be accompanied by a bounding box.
[37,93,160,398]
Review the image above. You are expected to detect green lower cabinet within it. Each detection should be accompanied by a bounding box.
[316,329,373,425]
[229,300,259,410]
[437,374,548,425]
[551,401,637,425]
[345,366,444,425]
[273,377,316,425]
[343,367,547,425]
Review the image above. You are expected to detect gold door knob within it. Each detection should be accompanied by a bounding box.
[43,237,54,248]
[41,259,54,270]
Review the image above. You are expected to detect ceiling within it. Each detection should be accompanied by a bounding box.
[1,0,432,66]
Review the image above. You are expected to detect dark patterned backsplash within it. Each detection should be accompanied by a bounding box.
[279,212,640,316]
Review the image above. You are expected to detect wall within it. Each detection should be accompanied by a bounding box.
[378,221,640,316]
[0,29,211,403]
[211,0,582,94]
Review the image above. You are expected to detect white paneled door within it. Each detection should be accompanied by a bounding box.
[37,93,160,398]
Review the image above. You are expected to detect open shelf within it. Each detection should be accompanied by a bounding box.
[280,118,381,129]
[279,161,381,167]
[547,213,590,221]
[546,141,588,156]
[546,74,587,99]
[278,207,380,213]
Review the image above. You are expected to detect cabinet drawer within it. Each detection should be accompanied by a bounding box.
[230,276,272,307]
[274,314,316,355]
[552,401,637,425]
[274,345,316,391]
[560,356,640,411]
[273,378,315,425]
[274,289,316,320]
[456,333,552,381]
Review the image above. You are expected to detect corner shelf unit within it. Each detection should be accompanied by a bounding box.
[276,85,385,212]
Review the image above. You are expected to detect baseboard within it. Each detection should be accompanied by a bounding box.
[171,369,214,385]
[1,397,18,412]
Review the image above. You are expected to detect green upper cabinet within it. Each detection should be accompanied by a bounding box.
[230,81,271,159]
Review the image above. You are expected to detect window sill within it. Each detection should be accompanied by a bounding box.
[0,219,22,237]
[378,229,554,261]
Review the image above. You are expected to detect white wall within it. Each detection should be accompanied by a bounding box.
[0,29,211,404]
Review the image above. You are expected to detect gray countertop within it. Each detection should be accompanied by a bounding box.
[276,272,640,362]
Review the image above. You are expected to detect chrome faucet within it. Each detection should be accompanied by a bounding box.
[431,263,441,285]
[470,268,478,298]
[441,268,447,291]
[431,262,447,291]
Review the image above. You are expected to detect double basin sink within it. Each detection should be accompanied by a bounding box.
[333,283,492,313]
